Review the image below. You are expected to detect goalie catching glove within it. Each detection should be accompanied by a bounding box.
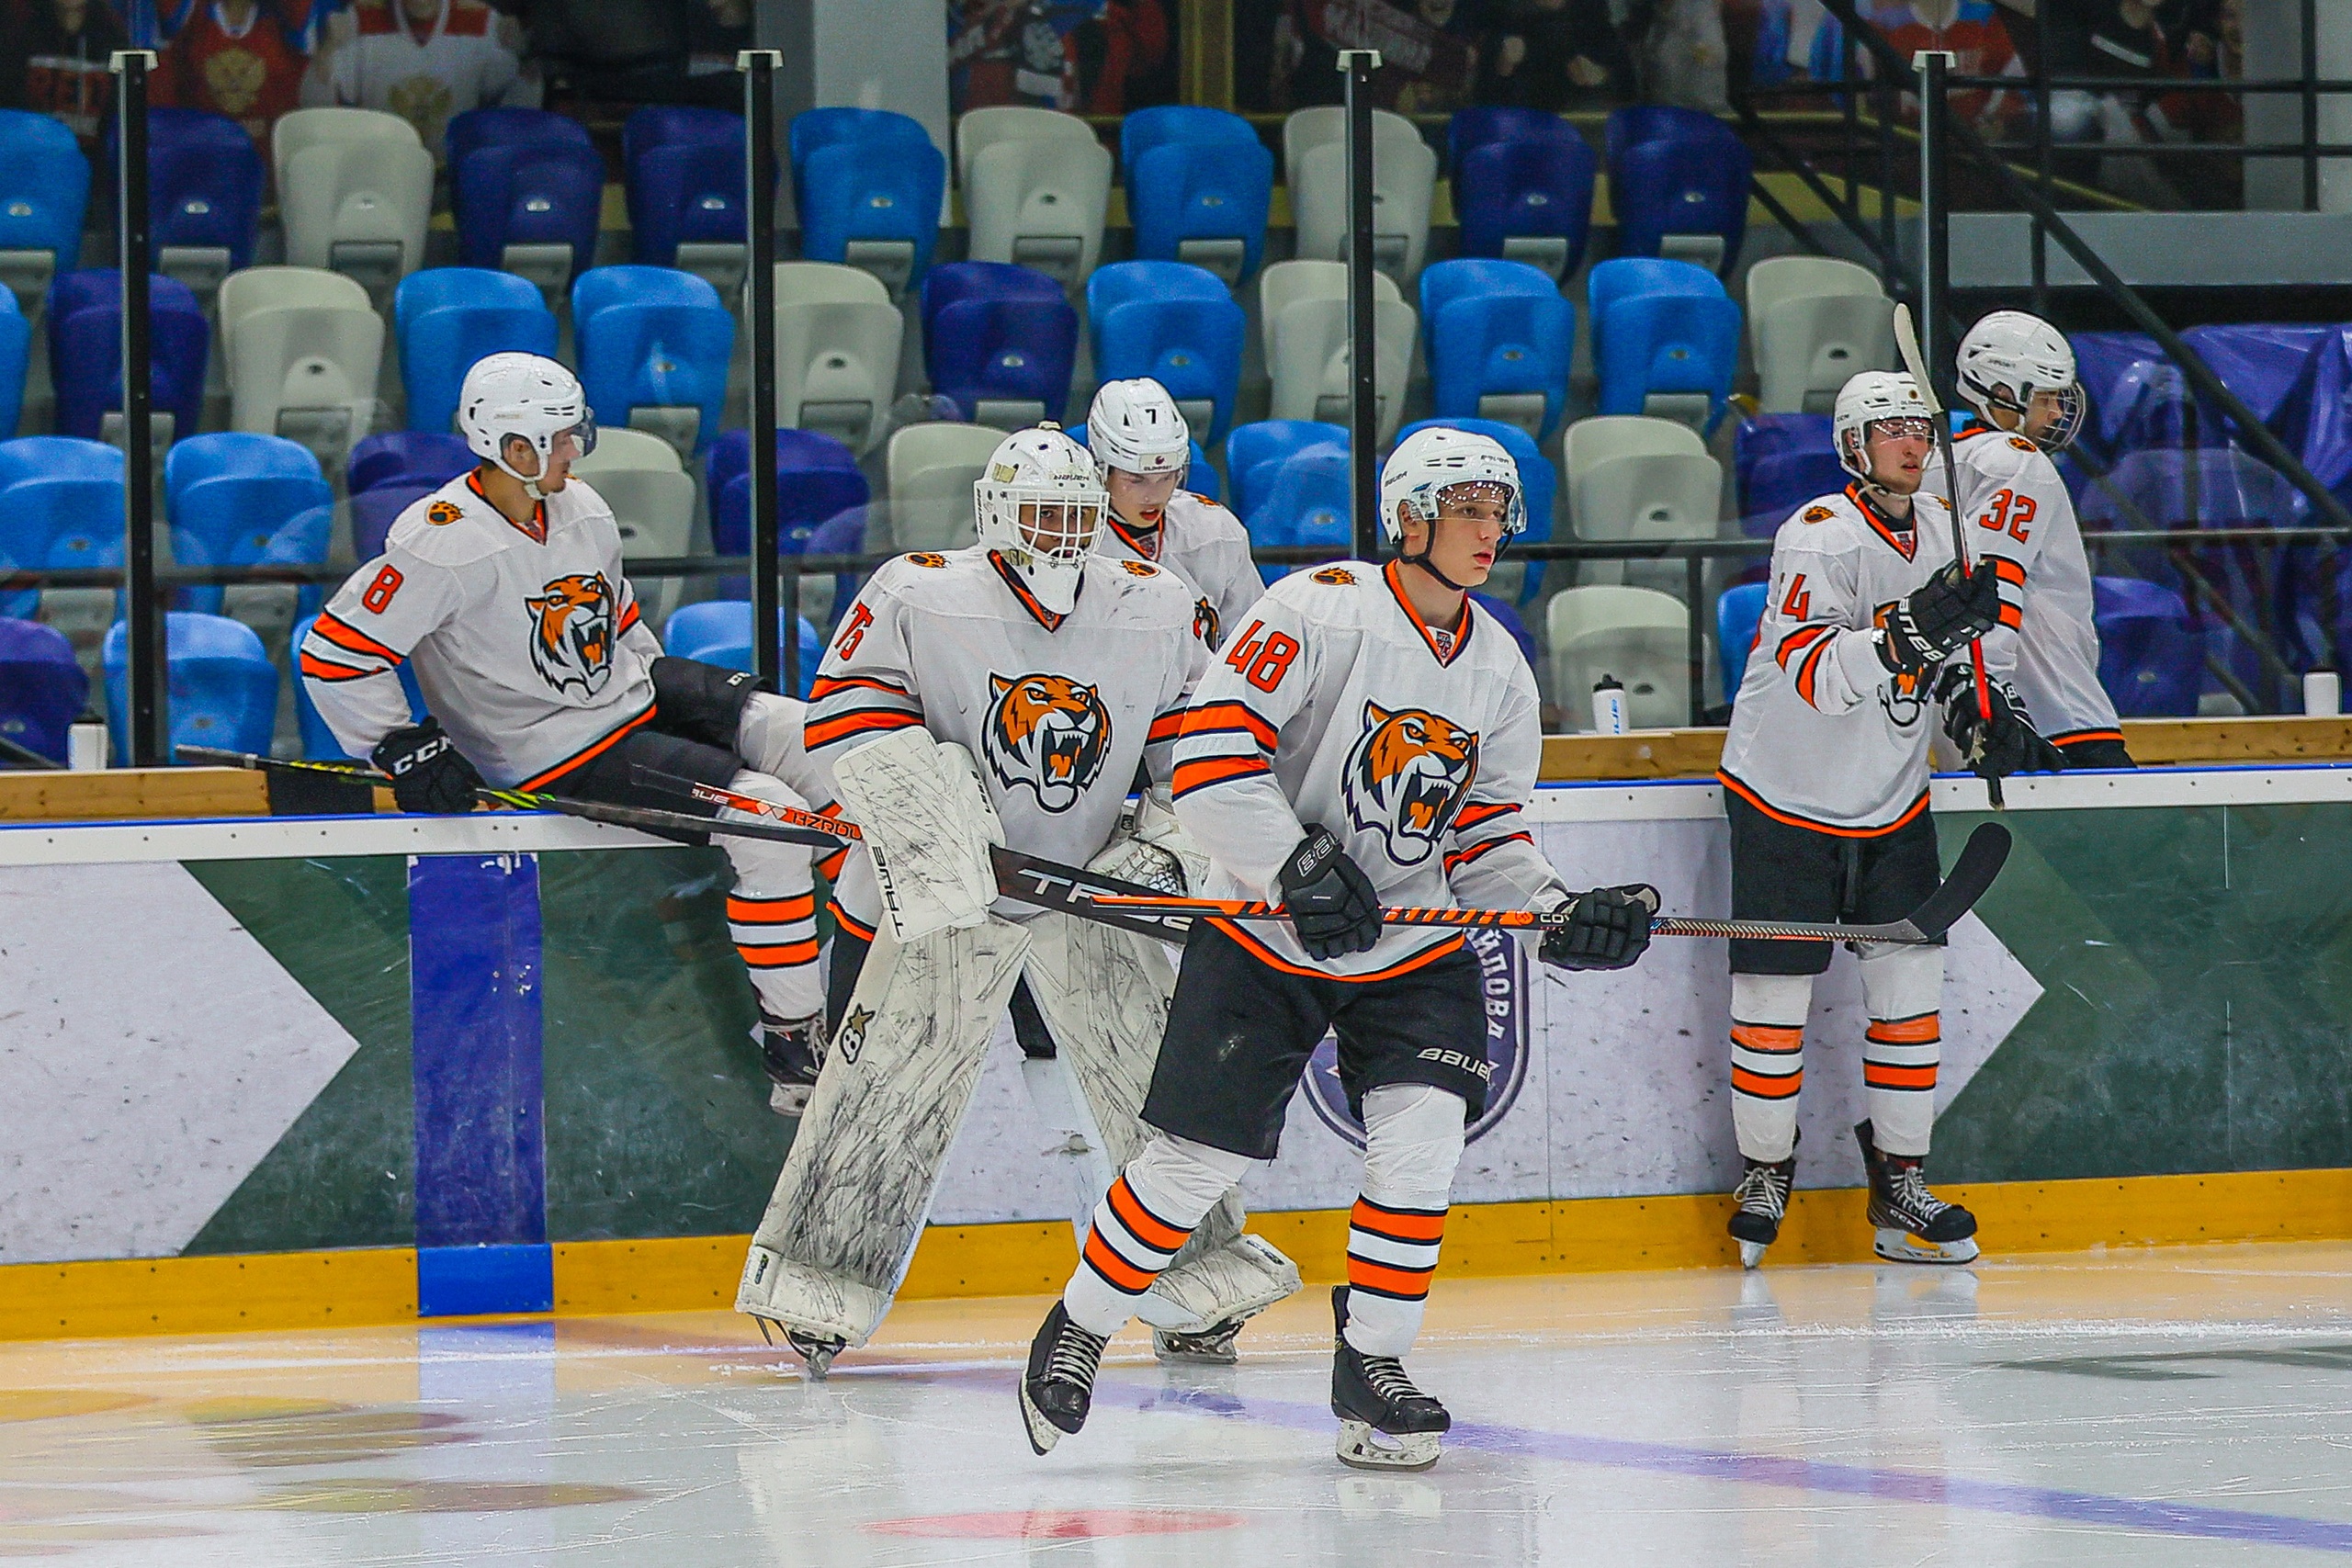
[1539,885,1657,971]
[1936,667,2068,779]
[1875,559,2003,676]
[372,718,483,814]
[1085,789,1210,896]
[1280,825,1383,961]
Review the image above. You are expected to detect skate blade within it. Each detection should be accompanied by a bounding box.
[1737,1239,1768,1270]
[1017,1384,1064,1457]
[1872,1227,1981,1266]
[768,1081,813,1117]
[1153,1331,1239,1367]
[1336,1420,1441,1472]
[786,1333,843,1379]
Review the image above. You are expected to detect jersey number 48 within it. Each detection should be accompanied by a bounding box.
[1225,620,1301,693]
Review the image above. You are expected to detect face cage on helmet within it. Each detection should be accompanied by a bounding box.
[1396,477,1528,540]
[1981,378,2085,453]
[1840,416,1931,489]
[981,482,1111,566]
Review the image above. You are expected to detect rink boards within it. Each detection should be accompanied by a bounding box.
[2,764,2350,1333]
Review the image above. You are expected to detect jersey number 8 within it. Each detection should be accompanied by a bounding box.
[361,564,403,614]
[1225,620,1301,693]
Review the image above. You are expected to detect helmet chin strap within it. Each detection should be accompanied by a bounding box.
[1397,509,1500,594]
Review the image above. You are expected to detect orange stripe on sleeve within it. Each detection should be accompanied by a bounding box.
[1795,636,1833,708]
[299,650,377,682]
[804,708,924,750]
[1990,556,2027,585]
[1179,700,1278,750]
[808,673,915,700]
[1147,710,1186,744]
[1453,801,1520,829]
[1170,753,1271,798]
[728,893,818,923]
[738,939,821,968]
[1443,832,1529,872]
[1776,623,1830,669]
[311,611,401,661]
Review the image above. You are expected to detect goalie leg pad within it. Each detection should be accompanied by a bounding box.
[830,730,1002,943]
[736,916,1033,1346]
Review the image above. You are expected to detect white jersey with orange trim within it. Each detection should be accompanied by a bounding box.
[1094,490,1266,652]
[1718,484,1962,834]
[804,546,1208,933]
[1168,559,1569,980]
[300,471,660,788]
[1925,423,2121,748]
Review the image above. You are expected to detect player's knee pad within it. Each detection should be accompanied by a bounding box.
[732,692,802,780]
[1856,942,1942,1021]
[1731,971,1813,1026]
[1359,1084,1467,1210]
[718,768,815,886]
[1126,1133,1261,1228]
[1730,972,1811,1162]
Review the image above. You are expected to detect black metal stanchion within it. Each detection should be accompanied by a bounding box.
[1915,50,1956,408]
[741,49,786,694]
[113,49,163,767]
[1339,48,1381,560]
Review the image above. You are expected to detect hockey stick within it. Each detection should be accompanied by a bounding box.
[1892,300,2005,811]
[179,744,389,783]
[1001,823,2010,948]
[628,763,865,844]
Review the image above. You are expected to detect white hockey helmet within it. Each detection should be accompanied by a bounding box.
[974,423,1110,615]
[1085,377,1192,480]
[1378,424,1526,543]
[459,352,596,494]
[1833,370,1934,489]
[1957,310,2083,452]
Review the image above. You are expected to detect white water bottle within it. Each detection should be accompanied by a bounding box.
[2305,670,2341,716]
[68,717,107,771]
[1593,674,1629,736]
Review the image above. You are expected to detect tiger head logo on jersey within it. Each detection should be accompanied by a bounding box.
[524,572,616,697]
[1342,701,1480,865]
[984,672,1113,813]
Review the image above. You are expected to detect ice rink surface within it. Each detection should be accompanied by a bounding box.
[5,1242,2351,1564]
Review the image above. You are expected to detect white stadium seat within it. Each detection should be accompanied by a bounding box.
[956,107,1113,288]
[1284,107,1438,287]
[571,427,696,626]
[218,266,385,469]
[1547,584,1691,731]
[885,421,1006,552]
[1565,414,1724,589]
[273,108,434,295]
[1259,260,1414,444]
[771,262,905,456]
[1746,255,1895,414]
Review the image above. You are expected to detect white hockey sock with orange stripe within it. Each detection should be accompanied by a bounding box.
[1343,1084,1467,1358]
[1730,972,1813,1163]
[1063,1134,1256,1337]
[1859,944,1944,1156]
[717,769,823,1023]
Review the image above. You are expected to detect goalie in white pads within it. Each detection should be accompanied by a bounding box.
[1716,372,2009,1270]
[299,353,838,1113]
[1084,378,1265,649]
[1017,427,1654,1472]
[735,425,1301,1376]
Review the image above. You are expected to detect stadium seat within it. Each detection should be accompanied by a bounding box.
[1715,580,1768,700]
[1419,258,1574,442]
[1588,258,1741,430]
[218,266,385,462]
[1396,415,1556,601]
[791,107,946,298]
[1284,107,1438,286]
[102,611,279,763]
[662,602,824,699]
[625,106,750,285]
[1243,441,1351,584]
[273,107,435,293]
[164,433,334,632]
[1564,414,1720,591]
[1746,256,1894,414]
[352,481,436,559]
[885,421,1004,551]
[707,428,868,576]
[1546,584,1690,730]
[1227,420,1347,518]
[450,112,606,294]
[47,271,209,447]
[349,431,472,495]
[1470,589,1541,669]
[768,261,903,455]
[1087,261,1246,443]
[572,265,736,456]
[2070,332,2195,463]
[127,108,266,300]
[0,109,92,315]
[0,615,88,763]
[921,261,1079,428]
[394,268,560,435]
[1740,449,1849,536]
[0,443,125,649]
[1734,411,1833,520]
[1120,105,1273,285]
[957,107,1113,288]
[707,424,857,498]
[2093,576,2201,717]
[2080,446,2304,533]
[1258,260,1415,445]
[291,611,426,760]
[568,425,696,624]
[1603,106,1751,273]
[1449,110,1597,281]
[2176,321,2330,455]
[0,290,28,440]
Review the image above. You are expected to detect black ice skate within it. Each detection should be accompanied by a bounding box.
[747,1313,847,1380]
[1153,1316,1245,1366]
[1854,1120,1980,1265]
[1019,1301,1109,1455]
[1330,1286,1448,1472]
[755,1012,826,1116]
[1727,1128,1798,1270]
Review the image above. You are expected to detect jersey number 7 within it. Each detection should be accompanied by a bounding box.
[1225,620,1301,693]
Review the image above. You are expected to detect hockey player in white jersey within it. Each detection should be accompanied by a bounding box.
[1926,310,2125,767]
[735,424,1302,1377]
[1084,378,1265,648]
[299,353,837,1113]
[1716,372,2015,1269]
[1018,426,1654,1472]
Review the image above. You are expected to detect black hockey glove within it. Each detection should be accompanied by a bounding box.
[1279,824,1383,962]
[1876,559,2003,675]
[371,717,484,814]
[1936,667,2068,780]
[1540,884,1657,972]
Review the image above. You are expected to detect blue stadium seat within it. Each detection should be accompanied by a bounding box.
[164,434,334,617]
[705,425,861,503]
[1716,580,1768,700]
[2070,332,2195,464]
[1227,420,1346,519]
[0,438,125,620]
[2177,322,2327,452]
[624,106,748,267]
[119,108,265,275]
[353,482,436,559]
[0,433,123,488]
[1395,414,1556,601]
[791,108,945,292]
[1604,106,1751,272]
[1070,423,1217,502]
[103,611,279,763]
[47,270,209,444]
[921,262,1077,425]
[1448,107,1577,168]
[2093,577,2200,717]
[1469,589,1539,669]
[1244,442,1351,584]
[447,107,592,169]
[451,118,606,277]
[0,616,88,763]
[1419,259,1573,442]
[0,288,26,439]
[662,601,823,699]
[290,610,424,759]
[1449,110,1596,279]
[1119,105,1273,283]
[1588,258,1741,427]
[1740,450,1848,536]
[1087,261,1246,443]
[349,431,474,495]
[572,266,736,454]
[394,267,560,434]
[0,110,92,294]
[709,429,870,558]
